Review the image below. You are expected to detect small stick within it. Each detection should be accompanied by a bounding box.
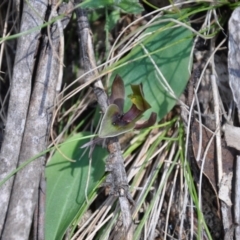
[74,1,133,238]
[210,74,223,184]
[235,156,240,239]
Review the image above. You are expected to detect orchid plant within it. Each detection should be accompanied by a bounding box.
[99,75,157,138]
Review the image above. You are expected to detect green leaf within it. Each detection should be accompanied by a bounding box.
[108,10,121,30]
[117,0,143,14]
[45,133,107,240]
[110,15,193,121]
[80,0,113,8]
[80,0,143,14]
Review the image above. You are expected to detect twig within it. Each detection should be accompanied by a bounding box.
[235,156,240,239]
[211,74,223,183]
[74,1,133,238]
[47,0,67,91]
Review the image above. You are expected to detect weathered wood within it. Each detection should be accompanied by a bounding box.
[0,0,48,236]
[0,1,73,239]
[235,156,240,239]
[228,7,240,115]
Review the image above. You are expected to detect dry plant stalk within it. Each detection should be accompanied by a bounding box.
[74,1,133,238]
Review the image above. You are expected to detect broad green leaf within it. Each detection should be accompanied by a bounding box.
[80,0,142,14]
[110,15,193,121]
[80,0,113,8]
[45,133,107,240]
[108,10,121,30]
[116,0,143,14]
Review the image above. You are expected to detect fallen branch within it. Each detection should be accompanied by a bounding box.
[0,1,72,239]
[0,0,48,236]
[74,2,133,238]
